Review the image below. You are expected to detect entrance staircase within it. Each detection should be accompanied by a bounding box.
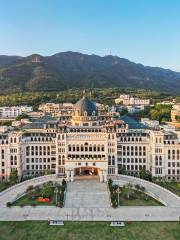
[64,180,110,208]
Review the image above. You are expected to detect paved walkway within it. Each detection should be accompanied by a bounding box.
[0,206,180,221]
[65,180,110,208]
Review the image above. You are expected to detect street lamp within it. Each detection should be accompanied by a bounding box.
[54,187,59,205]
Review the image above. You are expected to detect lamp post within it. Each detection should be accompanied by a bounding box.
[116,187,121,207]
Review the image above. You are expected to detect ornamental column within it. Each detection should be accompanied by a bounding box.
[103,170,107,182]
[99,169,103,182]
[66,170,70,182]
[70,170,74,182]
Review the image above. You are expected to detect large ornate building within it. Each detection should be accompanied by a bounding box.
[0,97,180,182]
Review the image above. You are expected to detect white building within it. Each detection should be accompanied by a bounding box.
[0,106,33,119]
[115,94,150,106]
[141,118,159,128]
[171,104,180,122]
[127,105,144,114]
[38,103,73,117]
[0,97,179,182]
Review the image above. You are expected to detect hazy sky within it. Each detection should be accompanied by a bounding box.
[0,0,180,70]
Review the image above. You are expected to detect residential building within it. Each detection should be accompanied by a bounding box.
[115,94,150,105]
[171,104,180,122]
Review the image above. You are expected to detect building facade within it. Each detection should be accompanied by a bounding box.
[171,104,180,122]
[0,106,33,119]
[0,97,180,182]
[115,94,150,105]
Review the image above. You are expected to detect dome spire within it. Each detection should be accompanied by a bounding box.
[72,96,97,117]
[83,89,86,98]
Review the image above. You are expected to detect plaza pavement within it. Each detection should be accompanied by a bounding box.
[0,174,180,221]
[65,180,110,208]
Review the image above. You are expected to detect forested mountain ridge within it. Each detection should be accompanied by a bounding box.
[0,51,180,94]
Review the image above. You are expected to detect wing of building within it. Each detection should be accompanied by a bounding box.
[0,96,180,182]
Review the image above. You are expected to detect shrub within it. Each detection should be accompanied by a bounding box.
[108,179,112,187]
[135,184,141,191]
[6,202,12,207]
[26,185,34,193]
[62,179,66,186]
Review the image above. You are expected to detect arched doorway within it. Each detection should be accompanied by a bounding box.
[74,167,99,180]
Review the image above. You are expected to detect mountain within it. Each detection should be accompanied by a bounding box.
[0,51,180,94]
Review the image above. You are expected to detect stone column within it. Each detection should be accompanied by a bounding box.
[103,170,107,182]
[66,170,70,182]
[70,170,74,182]
[99,170,103,182]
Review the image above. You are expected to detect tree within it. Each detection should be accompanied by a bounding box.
[139,169,152,181]
[121,107,128,116]
[175,115,180,122]
[40,183,53,198]
[16,113,29,121]
[9,169,18,184]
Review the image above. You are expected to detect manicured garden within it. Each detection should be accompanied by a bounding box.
[0,221,179,240]
[10,180,67,207]
[108,179,162,207]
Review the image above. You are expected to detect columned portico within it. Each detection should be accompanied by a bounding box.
[66,167,107,182]
[65,169,74,182]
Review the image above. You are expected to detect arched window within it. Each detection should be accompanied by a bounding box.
[97,145,100,151]
[112,156,115,165]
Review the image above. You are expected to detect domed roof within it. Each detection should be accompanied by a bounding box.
[73,96,97,116]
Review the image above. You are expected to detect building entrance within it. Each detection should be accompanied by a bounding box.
[75,167,98,176]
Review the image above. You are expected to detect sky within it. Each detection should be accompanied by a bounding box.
[0,0,180,70]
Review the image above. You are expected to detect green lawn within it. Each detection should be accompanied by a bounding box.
[12,194,57,206]
[119,197,162,206]
[118,188,163,206]
[0,221,179,240]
